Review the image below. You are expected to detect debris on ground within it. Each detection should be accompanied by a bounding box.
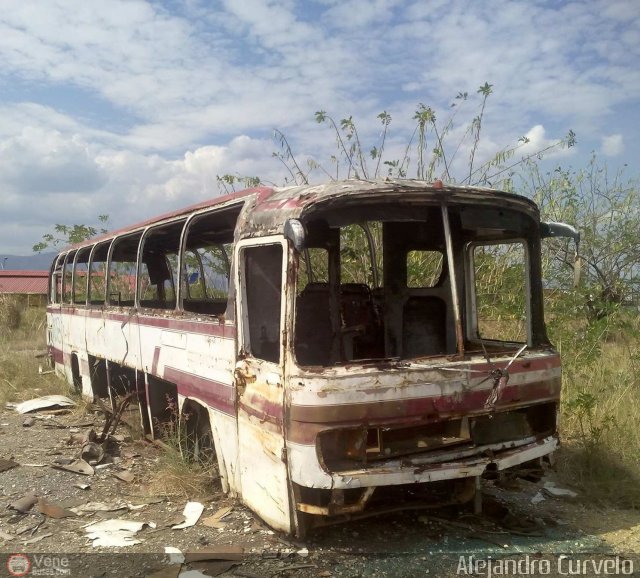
[23,532,53,545]
[202,506,233,529]
[172,501,205,530]
[14,395,75,414]
[543,481,578,498]
[113,469,135,483]
[37,497,77,519]
[9,492,38,514]
[531,491,546,505]
[0,457,19,473]
[84,519,156,548]
[51,458,94,476]
[164,546,185,564]
[80,441,105,465]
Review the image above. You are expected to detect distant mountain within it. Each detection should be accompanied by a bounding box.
[0,253,56,271]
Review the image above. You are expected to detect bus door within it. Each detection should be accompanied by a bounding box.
[234,238,291,533]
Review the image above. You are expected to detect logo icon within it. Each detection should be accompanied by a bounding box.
[6,553,31,577]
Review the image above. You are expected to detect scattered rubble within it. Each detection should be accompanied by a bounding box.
[14,395,75,414]
[172,501,205,530]
[0,457,19,473]
[85,519,156,548]
[51,458,94,476]
[543,481,578,498]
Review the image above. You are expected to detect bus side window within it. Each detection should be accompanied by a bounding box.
[63,251,76,304]
[50,255,64,304]
[89,242,110,305]
[139,220,184,310]
[181,204,242,318]
[243,244,283,364]
[108,233,141,307]
[73,247,91,305]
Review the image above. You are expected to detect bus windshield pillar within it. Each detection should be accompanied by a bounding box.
[441,205,464,354]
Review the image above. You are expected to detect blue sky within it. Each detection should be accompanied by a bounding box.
[0,0,638,255]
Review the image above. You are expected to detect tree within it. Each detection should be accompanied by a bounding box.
[33,215,110,253]
[522,156,640,317]
[271,83,576,188]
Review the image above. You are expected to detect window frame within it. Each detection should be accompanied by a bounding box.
[137,219,186,311]
[106,232,142,307]
[72,246,92,306]
[465,238,532,345]
[236,236,288,366]
[179,202,244,317]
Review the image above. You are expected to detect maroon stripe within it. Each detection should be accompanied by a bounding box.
[49,345,63,364]
[164,367,235,416]
[239,396,284,426]
[288,378,561,427]
[287,380,560,445]
[47,307,236,338]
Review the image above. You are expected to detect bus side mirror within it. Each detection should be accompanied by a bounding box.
[284,219,306,252]
[540,222,580,244]
[541,221,581,287]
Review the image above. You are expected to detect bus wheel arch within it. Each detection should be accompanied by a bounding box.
[181,399,222,480]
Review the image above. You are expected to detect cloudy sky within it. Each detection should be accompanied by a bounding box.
[0,0,638,255]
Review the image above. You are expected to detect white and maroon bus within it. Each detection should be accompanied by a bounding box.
[46,179,577,536]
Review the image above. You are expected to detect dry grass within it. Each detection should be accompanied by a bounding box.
[147,419,218,500]
[0,306,69,408]
[555,312,640,507]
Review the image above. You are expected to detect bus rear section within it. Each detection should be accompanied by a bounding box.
[283,187,564,536]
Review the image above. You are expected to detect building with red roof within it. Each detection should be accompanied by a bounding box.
[0,270,48,306]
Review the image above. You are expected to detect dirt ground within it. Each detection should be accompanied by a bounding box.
[2,405,640,578]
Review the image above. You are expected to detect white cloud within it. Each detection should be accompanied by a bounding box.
[601,134,624,157]
[0,0,638,253]
[0,120,287,254]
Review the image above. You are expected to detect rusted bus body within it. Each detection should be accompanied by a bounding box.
[46,180,572,536]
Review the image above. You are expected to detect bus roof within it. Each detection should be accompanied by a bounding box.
[61,179,539,253]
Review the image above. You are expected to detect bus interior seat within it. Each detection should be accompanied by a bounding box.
[340,283,383,359]
[295,282,332,366]
[402,296,447,357]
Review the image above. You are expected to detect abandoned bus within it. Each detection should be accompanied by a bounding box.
[46,180,578,536]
